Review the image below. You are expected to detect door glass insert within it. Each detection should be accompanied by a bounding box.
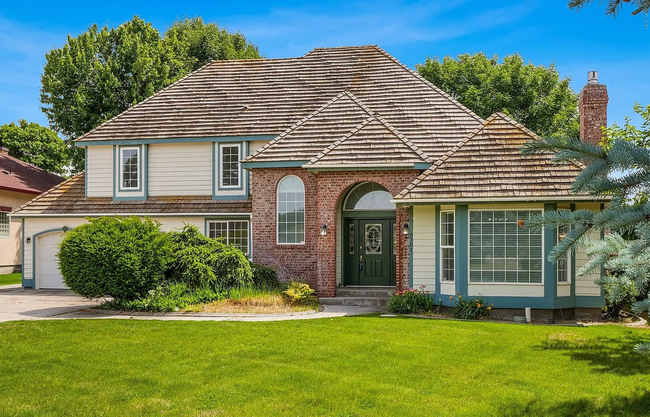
[365,224,382,254]
[392,223,396,255]
[349,223,355,255]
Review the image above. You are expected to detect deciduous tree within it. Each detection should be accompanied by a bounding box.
[0,120,67,174]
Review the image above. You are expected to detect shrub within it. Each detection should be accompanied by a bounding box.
[450,294,492,320]
[167,225,253,290]
[58,216,172,301]
[102,282,226,312]
[282,281,315,303]
[602,276,640,320]
[387,286,434,314]
[251,263,279,288]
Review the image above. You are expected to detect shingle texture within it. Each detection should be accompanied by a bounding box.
[396,113,583,200]
[76,46,483,161]
[13,174,251,215]
[0,152,64,194]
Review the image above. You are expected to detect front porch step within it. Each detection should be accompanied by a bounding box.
[335,287,395,298]
[319,296,389,307]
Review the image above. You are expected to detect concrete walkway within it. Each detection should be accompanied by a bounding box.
[0,285,383,323]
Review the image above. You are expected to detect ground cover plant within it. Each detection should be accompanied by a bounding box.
[0,318,649,416]
[387,286,434,314]
[0,273,21,286]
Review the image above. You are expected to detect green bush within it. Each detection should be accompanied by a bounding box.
[387,287,434,314]
[450,294,492,320]
[282,281,315,303]
[251,263,279,288]
[102,282,226,312]
[58,216,172,301]
[167,224,253,290]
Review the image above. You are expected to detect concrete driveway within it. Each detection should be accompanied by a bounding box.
[0,284,102,322]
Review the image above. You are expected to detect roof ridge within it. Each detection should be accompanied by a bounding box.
[12,172,85,215]
[307,117,376,164]
[372,46,484,124]
[371,113,432,163]
[76,59,217,143]
[243,90,374,162]
[395,115,497,199]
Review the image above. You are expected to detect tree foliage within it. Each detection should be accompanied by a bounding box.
[521,106,650,354]
[416,53,579,138]
[569,0,650,17]
[41,16,260,173]
[601,103,650,149]
[0,120,67,174]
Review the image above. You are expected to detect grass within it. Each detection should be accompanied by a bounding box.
[0,272,21,286]
[186,286,319,314]
[0,318,649,416]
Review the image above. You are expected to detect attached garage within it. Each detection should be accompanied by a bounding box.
[35,231,66,289]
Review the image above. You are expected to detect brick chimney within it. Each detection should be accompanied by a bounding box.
[578,71,608,145]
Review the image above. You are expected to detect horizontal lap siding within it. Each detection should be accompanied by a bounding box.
[149,143,212,196]
[412,205,435,291]
[86,146,113,197]
[575,228,602,296]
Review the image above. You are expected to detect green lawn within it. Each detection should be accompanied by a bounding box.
[0,318,649,416]
[0,272,21,286]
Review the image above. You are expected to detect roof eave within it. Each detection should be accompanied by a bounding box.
[392,195,611,205]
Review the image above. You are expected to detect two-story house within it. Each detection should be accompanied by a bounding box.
[13,46,608,317]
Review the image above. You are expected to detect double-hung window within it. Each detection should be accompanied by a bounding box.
[120,147,140,190]
[207,220,249,255]
[277,175,305,244]
[440,211,455,281]
[557,212,571,283]
[469,210,543,284]
[0,210,10,238]
[220,144,240,188]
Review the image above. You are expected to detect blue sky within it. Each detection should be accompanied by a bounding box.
[1,0,649,131]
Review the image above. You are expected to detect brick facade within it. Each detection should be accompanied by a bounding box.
[251,168,419,296]
[579,81,608,145]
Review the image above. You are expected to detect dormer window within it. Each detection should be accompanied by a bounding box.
[120,147,140,190]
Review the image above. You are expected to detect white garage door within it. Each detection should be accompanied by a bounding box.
[37,232,67,289]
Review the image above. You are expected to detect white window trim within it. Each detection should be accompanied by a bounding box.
[276,175,306,245]
[218,143,242,189]
[207,220,250,255]
[440,210,455,282]
[467,207,546,286]
[0,211,10,238]
[557,209,571,284]
[119,146,140,190]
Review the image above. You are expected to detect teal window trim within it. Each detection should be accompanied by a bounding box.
[217,142,244,192]
[455,205,468,296]
[113,144,147,201]
[543,203,557,299]
[434,205,441,296]
[117,145,142,192]
[204,216,252,258]
[75,135,276,147]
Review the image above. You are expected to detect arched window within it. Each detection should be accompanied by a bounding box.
[277,175,305,244]
[343,182,395,211]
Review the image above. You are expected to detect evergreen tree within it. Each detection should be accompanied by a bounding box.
[569,0,650,17]
[521,104,650,354]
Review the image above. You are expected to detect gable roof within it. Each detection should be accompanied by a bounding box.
[11,173,251,216]
[395,113,588,202]
[75,45,483,161]
[0,152,64,195]
[304,115,430,168]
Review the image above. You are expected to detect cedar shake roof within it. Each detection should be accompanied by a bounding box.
[76,45,483,161]
[12,173,251,216]
[0,152,64,195]
[304,116,430,167]
[395,113,584,200]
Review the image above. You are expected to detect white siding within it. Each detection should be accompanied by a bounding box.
[22,216,206,283]
[149,143,212,196]
[575,227,602,296]
[86,146,113,197]
[412,205,436,291]
[248,140,269,193]
[558,284,571,297]
[468,284,545,297]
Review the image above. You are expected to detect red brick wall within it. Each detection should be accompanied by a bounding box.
[251,167,418,297]
[579,83,608,145]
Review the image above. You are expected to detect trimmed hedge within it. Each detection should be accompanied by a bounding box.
[57,217,172,301]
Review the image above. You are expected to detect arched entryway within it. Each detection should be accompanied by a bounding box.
[342,182,396,286]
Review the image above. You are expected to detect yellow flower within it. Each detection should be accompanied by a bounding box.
[449,296,453,300]
[458,295,462,299]
[487,307,492,311]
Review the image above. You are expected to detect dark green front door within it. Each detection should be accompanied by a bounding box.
[344,218,396,286]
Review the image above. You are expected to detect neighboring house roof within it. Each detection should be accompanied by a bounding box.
[12,174,251,216]
[395,113,586,202]
[76,46,483,161]
[0,152,64,195]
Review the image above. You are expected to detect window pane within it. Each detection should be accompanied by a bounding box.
[121,148,139,189]
[277,176,305,244]
[0,212,9,237]
[221,145,240,188]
